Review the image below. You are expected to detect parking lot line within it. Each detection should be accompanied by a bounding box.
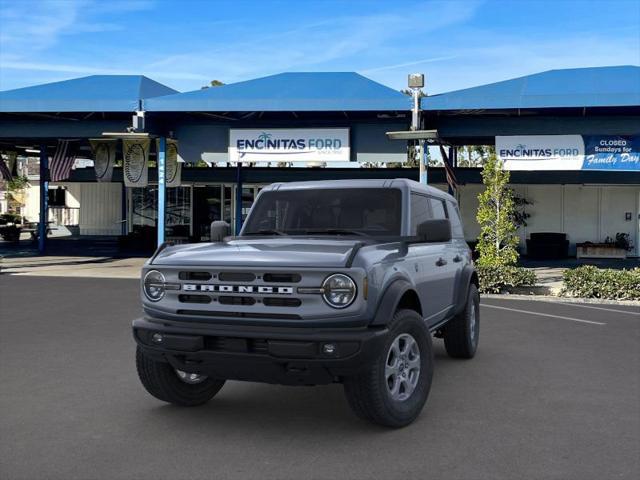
[482,304,607,325]
[542,301,640,316]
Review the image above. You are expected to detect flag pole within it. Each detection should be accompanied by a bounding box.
[38,144,48,254]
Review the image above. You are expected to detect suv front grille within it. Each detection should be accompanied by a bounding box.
[166,268,349,321]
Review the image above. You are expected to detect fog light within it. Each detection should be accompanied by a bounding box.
[322,343,337,354]
[152,333,163,344]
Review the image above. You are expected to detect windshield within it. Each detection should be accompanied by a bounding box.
[242,188,402,237]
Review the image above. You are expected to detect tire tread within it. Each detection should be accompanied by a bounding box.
[136,347,225,406]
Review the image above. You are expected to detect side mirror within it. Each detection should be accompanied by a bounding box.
[210,221,231,242]
[417,219,451,243]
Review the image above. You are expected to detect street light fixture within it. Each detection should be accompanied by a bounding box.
[408,73,427,184]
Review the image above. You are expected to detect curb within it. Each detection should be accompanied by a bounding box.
[481,293,640,307]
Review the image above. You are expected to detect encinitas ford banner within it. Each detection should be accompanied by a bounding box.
[497,135,640,171]
[229,128,350,162]
[496,135,584,170]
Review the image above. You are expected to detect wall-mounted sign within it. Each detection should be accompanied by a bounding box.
[229,128,350,162]
[582,136,640,171]
[497,135,640,171]
[122,138,149,187]
[90,139,116,182]
[496,135,585,170]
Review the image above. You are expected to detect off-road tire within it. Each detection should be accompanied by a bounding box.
[443,284,480,359]
[136,347,225,406]
[343,309,434,428]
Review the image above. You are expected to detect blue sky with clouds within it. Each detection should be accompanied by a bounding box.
[0,0,638,94]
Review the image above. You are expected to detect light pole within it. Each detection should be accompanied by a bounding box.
[408,73,426,184]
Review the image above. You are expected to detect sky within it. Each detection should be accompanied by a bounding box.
[0,0,639,94]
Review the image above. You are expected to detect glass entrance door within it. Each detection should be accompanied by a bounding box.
[231,185,265,233]
[193,186,222,242]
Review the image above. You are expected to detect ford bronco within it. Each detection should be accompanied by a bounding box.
[133,179,479,427]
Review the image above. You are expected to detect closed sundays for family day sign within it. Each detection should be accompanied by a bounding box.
[497,135,640,171]
[229,128,350,162]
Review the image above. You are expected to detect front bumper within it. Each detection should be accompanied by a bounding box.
[133,317,389,385]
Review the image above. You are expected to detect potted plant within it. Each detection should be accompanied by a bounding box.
[0,212,23,242]
[576,233,632,259]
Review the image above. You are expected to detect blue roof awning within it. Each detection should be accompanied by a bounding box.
[145,72,411,112]
[0,75,178,113]
[422,66,640,111]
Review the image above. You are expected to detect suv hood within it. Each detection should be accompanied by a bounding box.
[151,238,364,268]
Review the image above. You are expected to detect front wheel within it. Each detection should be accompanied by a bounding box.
[443,284,480,359]
[136,347,225,406]
[343,309,434,428]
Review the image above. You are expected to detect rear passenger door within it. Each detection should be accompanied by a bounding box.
[408,193,450,324]
[426,196,458,319]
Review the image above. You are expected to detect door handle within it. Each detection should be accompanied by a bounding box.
[453,255,463,263]
[435,257,447,267]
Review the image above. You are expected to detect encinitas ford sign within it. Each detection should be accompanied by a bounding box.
[496,135,585,170]
[497,135,640,171]
[229,128,350,162]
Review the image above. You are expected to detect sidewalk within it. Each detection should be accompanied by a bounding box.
[0,255,146,278]
[2,255,638,289]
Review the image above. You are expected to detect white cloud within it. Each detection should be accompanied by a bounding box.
[0,0,153,57]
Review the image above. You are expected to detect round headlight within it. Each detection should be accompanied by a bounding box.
[143,270,166,302]
[322,274,357,309]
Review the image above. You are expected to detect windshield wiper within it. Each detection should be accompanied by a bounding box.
[244,229,287,236]
[304,228,368,237]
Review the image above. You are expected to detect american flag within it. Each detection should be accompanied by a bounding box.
[0,156,12,181]
[439,145,458,192]
[49,140,78,182]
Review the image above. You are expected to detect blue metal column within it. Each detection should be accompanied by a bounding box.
[420,140,428,184]
[235,162,243,235]
[157,137,166,246]
[38,145,48,254]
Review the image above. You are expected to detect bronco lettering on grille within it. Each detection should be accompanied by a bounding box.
[182,284,294,294]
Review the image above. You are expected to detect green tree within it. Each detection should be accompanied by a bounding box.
[476,153,519,267]
[201,79,225,89]
[457,145,495,167]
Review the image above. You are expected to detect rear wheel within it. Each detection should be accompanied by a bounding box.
[136,347,225,406]
[443,284,480,359]
[343,309,433,428]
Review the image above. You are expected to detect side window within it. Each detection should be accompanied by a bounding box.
[410,193,432,234]
[447,201,465,238]
[429,198,448,220]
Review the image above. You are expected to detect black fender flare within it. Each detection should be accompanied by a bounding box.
[370,279,421,326]
[453,265,478,316]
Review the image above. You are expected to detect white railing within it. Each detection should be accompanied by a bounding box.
[48,207,79,226]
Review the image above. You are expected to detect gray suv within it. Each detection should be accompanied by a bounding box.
[133,179,479,427]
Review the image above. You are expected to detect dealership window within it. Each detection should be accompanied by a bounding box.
[48,188,66,207]
[166,187,191,240]
[131,187,157,229]
[130,186,191,239]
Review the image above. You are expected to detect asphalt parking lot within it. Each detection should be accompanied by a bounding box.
[1,276,638,480]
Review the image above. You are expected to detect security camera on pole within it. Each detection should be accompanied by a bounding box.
[408,73,426,184]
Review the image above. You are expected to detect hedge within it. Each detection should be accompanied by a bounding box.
[562,266,640,300]
[477,265,537,294]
